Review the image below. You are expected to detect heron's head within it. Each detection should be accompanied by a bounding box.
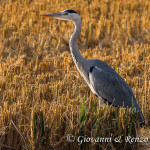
[41,9,80,22]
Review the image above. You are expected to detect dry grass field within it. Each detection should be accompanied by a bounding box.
[0,0,150,149]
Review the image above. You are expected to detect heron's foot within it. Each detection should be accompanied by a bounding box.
[98,97,105,106]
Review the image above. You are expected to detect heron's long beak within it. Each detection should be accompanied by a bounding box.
[41,12,61,18]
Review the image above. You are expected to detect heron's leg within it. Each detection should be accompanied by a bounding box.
[99,97,104,106]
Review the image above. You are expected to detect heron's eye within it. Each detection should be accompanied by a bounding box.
[62,12,68,15]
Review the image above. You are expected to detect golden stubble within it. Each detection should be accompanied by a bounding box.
[0,0,149,149]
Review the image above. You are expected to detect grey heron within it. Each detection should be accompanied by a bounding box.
[41,9,145,127]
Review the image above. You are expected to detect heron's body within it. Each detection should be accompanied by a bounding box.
[42,9,145,126]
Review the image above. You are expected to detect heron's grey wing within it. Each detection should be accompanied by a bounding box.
[89,66,136,107]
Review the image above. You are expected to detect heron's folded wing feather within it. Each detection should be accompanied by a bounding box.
[89,66,133,107]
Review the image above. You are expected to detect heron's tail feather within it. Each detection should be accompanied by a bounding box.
[139,111,145,127]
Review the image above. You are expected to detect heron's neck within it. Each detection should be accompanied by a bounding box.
[69,18,89,83]
[69,19,86,64]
